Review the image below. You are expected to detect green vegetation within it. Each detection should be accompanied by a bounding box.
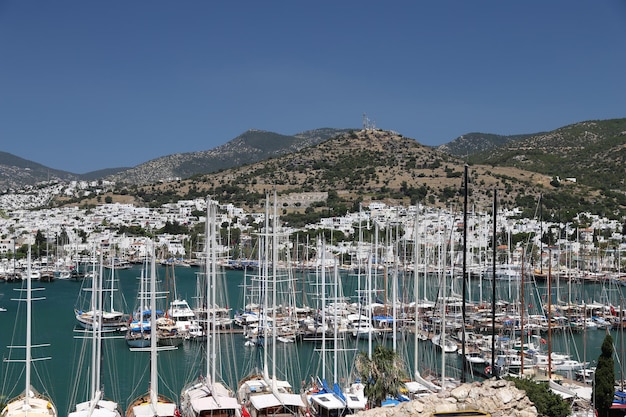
[593,333,615,417]
[470,118,626,218]
[355,345,407,408]
[506,377,570,417]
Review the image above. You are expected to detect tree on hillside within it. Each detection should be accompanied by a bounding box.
[593,333,615,417]
[355,345,407,408]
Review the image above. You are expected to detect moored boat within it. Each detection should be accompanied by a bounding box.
[125,240,179,417]
[1,246,58,417]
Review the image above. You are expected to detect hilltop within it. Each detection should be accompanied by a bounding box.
[100,128,618,222]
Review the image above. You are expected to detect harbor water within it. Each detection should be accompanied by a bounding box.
[0,265,622,415]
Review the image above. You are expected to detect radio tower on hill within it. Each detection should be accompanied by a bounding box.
[362,113,375,130]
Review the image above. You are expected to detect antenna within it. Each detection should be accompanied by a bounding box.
[362,113,376,130]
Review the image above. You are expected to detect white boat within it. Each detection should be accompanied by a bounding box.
[68,248,122,417]
[167,298,197,336]
[1,246,58,417]
[125,240,179,417]
[180,199,241,417]
[347,313,379,338]
[164,263,198,340]
[431,334,458,353]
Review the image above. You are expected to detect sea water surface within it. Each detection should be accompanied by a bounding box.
[0,265,620,415]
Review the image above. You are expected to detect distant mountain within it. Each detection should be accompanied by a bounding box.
[106,128,355,184]
[117,125,625,219]
[0,151,78,190]
[0,128,354,189]
[437,132,535,157]
[80,167,131,181]
[467,118,626,194]
[4,119,626,220]
[117,128,596,218]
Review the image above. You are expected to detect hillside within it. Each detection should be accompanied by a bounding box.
[437,132,535,157]
[0,151,78,190]
[467,118,626,195]
[116,129,619,221]
[106,128,354,184]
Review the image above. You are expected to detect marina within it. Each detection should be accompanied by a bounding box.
[0,262,623,415]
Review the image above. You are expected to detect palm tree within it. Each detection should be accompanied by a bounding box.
[355,345,407,408]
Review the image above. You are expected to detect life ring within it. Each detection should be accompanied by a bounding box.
[485,365,492,375]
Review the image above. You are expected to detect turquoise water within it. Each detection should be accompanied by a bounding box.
[0,266,621,416]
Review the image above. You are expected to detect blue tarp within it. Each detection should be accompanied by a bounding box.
[373,315,394,323]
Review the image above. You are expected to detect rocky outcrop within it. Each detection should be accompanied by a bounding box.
[354,379,538,417]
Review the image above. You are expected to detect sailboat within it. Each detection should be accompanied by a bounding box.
[75,248,129,331]
[307,240,368,415]
[179,198,241,417]
[236,192,306,417]
[125,263,152,349]
[68,248,122,417]
[1,245,58,417]
[125,240,179,417]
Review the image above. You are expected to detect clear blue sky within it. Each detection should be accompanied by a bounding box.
[1,1,625,174]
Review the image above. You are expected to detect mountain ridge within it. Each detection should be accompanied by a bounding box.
[2,118,626,220]
[0,128,354,189]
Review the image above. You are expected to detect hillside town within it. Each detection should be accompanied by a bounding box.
[1,180,624,282]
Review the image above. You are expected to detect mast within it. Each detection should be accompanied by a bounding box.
[321,239,327,381]
[490,190,497,374]
[413,207,420,380]
[333,261,339,387]
[369,222,378,359]
[461,165,468,383]
[271,189,278,388]
[439,212,447,387]
[262,193,270,382]
[206,198,218,386]
[92,247,104,402]
[547,250,552,380]
[520,252,524,376]
[149,240,158,410]
[392,239,398,354]
[25,245,32,407]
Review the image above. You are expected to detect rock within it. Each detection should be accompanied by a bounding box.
[497,387,514,404]
[352,380,539,417]
[450,384,471,401]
